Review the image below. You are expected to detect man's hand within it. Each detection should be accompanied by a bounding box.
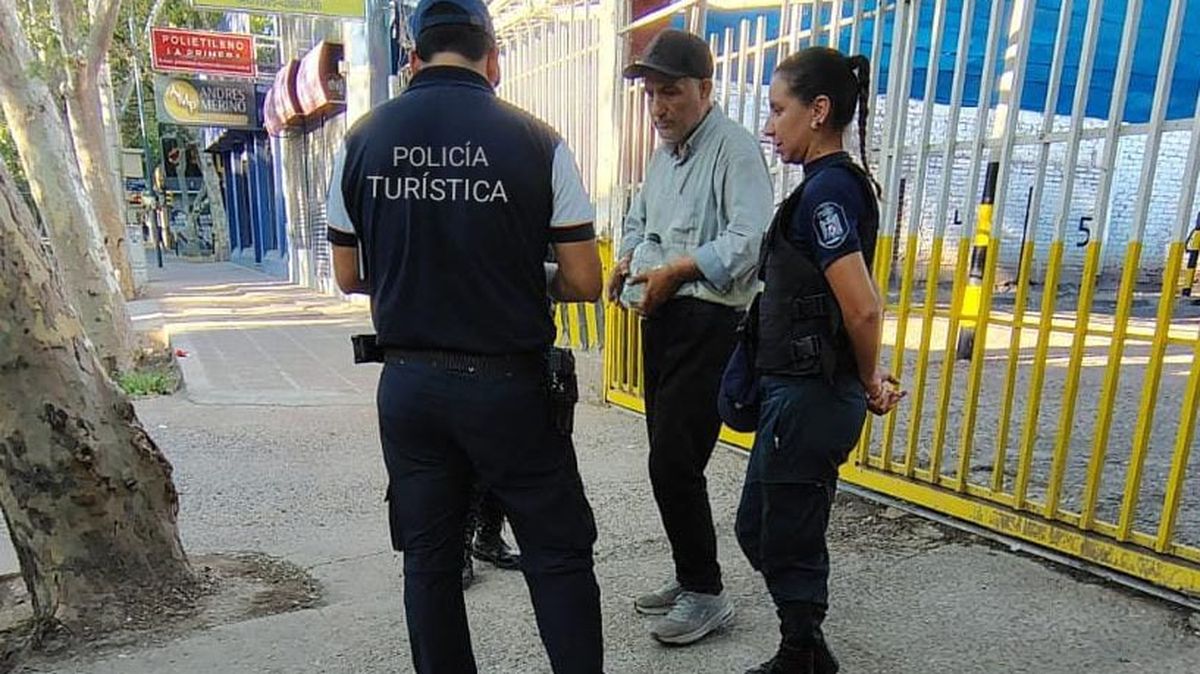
[606,256,631,303]
[628,264,686,316]
[863,370,906,416]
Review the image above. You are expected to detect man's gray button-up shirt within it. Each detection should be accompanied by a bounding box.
[618,105,774,308]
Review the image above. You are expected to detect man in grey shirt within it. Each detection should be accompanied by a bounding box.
[606,29,773,646]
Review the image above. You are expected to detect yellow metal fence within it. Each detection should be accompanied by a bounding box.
[498,0,1200,598]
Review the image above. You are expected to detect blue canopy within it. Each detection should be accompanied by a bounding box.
[697,0,1200,123]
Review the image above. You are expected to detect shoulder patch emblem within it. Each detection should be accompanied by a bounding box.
[813,201,849,249]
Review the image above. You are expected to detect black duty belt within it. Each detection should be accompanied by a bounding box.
[383,348,544,377]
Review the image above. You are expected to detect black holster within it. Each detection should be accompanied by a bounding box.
[545,347,578,436]
[351,334,385,364]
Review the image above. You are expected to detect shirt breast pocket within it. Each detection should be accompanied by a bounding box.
[666,199,706,247]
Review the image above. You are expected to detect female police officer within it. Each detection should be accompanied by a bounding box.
[735,47,905,674]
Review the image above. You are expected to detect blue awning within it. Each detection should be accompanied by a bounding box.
[699,0,1200,123]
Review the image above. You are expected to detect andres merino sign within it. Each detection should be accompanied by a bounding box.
[154,75,259,129]
[151,28,255,78]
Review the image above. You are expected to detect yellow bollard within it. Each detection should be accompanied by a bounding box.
[1181,214,1200,298]
[956,162,999,360]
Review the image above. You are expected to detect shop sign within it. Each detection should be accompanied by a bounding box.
[154,75,260,129]
[151,27,256,78]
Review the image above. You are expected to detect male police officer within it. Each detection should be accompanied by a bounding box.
[608,29,773,645]
[325,1,604,671]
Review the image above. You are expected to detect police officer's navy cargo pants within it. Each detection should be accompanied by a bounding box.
[378,357,603,674]
[735,372,866,607]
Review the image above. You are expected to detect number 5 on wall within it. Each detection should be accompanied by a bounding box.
[1077,216,1093,248]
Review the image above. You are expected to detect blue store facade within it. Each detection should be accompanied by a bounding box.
[204,122,289,278]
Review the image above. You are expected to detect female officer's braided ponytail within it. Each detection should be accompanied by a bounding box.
[845,54,879,195]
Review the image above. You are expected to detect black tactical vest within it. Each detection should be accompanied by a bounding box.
[754,158,880,380]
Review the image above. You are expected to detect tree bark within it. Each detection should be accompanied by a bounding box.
[65,78,137,299]
[0,162,193,627]
[199,151,230,261]
[56,0,136,299]
[0,1,134,373]
[101,59,146,293]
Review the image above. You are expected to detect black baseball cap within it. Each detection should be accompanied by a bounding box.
[623,29,714,80]
[410,0,495,39]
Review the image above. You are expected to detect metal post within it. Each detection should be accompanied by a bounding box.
[1184,212,1200,299]
[368,0,392,106]
[129,16,162,269]
[954,0,1009,360]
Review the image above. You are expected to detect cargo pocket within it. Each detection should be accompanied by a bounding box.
[385,485,403,552]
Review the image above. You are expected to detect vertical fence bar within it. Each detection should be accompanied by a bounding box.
[751,16,768,138]
[1015,0,1104,510]
[1046,0,1142,520]
[1105,0,1187,538]
[867,0,888,154]
[823,0,836,46]
[810,0,823,47]
[771,0,794,195]
[690,0,708,35]
[723,26,736,117]
[994,0,1073,494]
[1156,327,1200,553]
[913,0,974,480]
[877,0,923,470]
[895,0,949,476]
[830,0,844,47]
[875,0,916,288]
[736,19,751,127]
[711,34,724,110]
[849,0,865,56]
[956,0,1035,494]
[1153,83,1200,553]
[861,0,912,463]
[934,0,1004,483]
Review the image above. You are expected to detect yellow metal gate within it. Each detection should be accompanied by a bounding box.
[497,0,1200,598]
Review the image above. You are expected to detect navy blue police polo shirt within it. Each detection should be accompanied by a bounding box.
[788,151,877,273]
[326,66,594,355]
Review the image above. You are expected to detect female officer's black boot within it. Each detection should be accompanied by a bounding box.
[744,644,815,674]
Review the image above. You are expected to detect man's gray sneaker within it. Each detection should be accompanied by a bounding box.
[650,591,734,645]
[634,579,683,615]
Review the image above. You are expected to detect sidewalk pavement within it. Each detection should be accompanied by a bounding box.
[131,260,378,406]
[20,260,1200,673]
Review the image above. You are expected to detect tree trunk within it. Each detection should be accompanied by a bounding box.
[199,151,230,261]
[66,72,137,300]
[0,2,134,373]
[100,59,147,294]
[0,163,193,628]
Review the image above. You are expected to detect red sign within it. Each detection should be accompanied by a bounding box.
[151,27,255,78]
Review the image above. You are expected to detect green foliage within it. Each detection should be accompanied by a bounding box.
[117,368,178,396]
[0,119,38,220]
[112,0,220,164]
[16,0,65,81]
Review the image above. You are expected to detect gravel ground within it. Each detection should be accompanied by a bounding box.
[10,262,1199,673]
